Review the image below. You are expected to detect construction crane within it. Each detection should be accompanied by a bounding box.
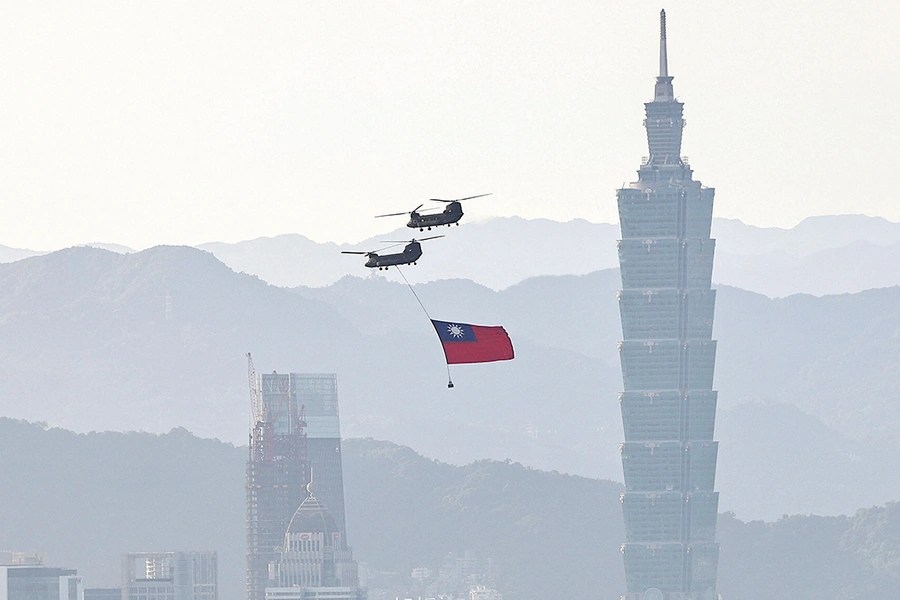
[247,352,264,424]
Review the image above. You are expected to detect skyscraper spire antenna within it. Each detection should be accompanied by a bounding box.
[659,9,668,78]
[653,8,674,101]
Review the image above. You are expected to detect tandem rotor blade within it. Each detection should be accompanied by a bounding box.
[341,251,371,255]
[374,242,408,252]
[429,193,492,203]
[380,235,445,244]
[374,204,424,218]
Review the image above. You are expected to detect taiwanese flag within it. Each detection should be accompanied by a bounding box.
[431,319,515,365]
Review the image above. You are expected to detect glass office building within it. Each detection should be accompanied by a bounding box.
[0,566,81,600]
[616,11,719,600]
[293,374,346,538]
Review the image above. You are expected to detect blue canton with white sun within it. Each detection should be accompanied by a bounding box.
[433,320,477,342]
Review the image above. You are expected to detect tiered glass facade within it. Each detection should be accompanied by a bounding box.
[616,11,719,600]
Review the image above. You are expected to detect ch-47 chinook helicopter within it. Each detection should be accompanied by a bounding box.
[375,193,491,231]
[341,235,444,270]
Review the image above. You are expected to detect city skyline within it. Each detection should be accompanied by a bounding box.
[2,4,899,599]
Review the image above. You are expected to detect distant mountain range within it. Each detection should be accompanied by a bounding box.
[0,244,43,263]
[0,245,899,520]
[1,419,897,600]
[5,214,900,296]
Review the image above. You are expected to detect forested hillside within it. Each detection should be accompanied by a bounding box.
[1,419,899,600]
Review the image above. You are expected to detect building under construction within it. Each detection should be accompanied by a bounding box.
[246,358,351,600]
[246,358,310,600]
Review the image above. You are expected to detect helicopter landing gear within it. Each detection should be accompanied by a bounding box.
[427,226,431,231]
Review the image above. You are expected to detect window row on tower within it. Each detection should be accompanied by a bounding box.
[618,340,716,391]
[620,441,718,492]
[620,390,717,442]
[621,542,719,597]
[643,100,686,162]
[620,491,718,544]
[617,185,714,240]
[618,238,715,290]
[618,289,715,341]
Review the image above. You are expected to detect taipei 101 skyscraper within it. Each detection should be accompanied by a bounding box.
[616,10,720,600]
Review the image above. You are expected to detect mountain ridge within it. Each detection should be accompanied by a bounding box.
[2,245,900,520]
[6,214,900,296]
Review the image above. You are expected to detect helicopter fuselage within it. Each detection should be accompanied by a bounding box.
[407,202,463,230]
[365,241,423,269]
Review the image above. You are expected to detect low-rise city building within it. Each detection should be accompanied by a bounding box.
[122,552,216,600]
[0,554,82,600]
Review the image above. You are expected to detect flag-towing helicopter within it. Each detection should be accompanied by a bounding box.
[341,236,444,270]
[375,193,491,231]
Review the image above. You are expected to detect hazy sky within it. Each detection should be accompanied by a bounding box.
[2,1,898,250]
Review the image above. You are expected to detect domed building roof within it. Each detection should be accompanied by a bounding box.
[285,482,341,544]
[275,483,359,591]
